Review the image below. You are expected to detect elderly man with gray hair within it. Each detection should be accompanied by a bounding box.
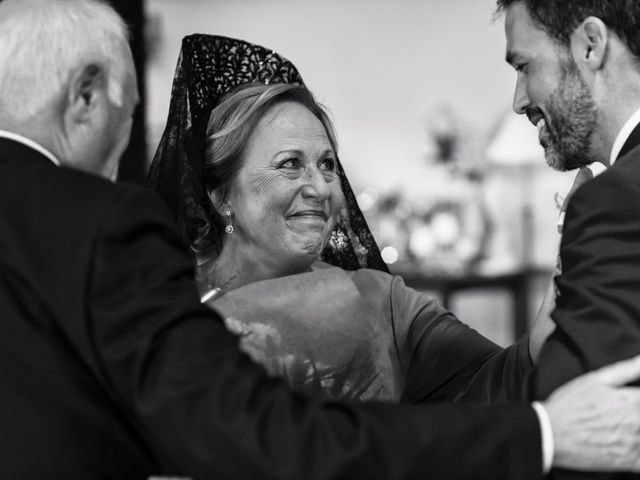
[1,0,640,479]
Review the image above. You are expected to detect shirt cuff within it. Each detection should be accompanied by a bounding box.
[532,401,554,473]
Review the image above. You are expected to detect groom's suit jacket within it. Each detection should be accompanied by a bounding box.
[0,137,543,480]
[533,124,640,479]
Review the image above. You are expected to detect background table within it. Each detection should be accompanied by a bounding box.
[391,265,552,341]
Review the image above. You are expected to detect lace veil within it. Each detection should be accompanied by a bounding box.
[147,34,388,273]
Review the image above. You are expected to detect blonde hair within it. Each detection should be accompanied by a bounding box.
[204,83,337,194]
[0,0,131,121]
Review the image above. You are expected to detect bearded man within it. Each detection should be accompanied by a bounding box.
[500,0,640,478]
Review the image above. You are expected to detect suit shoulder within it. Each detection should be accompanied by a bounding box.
[51,167,170,218]
[562,162,640,242]
[572,162,640,210]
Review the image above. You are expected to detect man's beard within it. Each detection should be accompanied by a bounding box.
[531,60,598,172]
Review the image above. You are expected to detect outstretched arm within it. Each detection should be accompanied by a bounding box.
[391,274,532,404]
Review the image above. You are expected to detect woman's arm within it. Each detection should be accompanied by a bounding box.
[386,275,533,404]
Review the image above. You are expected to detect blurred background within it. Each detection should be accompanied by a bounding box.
[118,0,577,346]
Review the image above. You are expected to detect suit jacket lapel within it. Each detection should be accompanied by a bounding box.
[616,122,640,162]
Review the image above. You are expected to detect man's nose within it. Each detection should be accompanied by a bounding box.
[512,76,529,115]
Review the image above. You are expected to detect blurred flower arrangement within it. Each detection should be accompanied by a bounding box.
[358,104,492,275]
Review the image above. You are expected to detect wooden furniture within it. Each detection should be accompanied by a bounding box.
[392,265,551,341]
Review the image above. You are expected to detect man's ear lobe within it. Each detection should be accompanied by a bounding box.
[574,16,608,70]
[67,64,107,122]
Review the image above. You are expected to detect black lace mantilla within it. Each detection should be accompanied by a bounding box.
[148,34,388,273]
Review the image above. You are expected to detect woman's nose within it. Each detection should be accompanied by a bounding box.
[301,168,331,202]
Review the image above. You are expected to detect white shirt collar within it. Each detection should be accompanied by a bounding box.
[587,161,607,177]
[0,130,60,166]
[610,106,640,166]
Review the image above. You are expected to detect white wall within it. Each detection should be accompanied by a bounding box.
[148,0,515,184]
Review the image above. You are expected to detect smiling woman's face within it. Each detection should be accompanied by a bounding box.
[225,100,344,273]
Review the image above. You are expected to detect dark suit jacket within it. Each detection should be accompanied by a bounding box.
[0,137,542,479]
[532,124,640,479]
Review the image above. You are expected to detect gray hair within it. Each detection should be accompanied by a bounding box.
[0,0,131,121]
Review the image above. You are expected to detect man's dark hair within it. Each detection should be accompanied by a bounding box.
[496,0,640,58]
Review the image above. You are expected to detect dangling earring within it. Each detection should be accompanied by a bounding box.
[224,209,234,234]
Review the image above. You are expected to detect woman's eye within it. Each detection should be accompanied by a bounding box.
[279,158,299,169]
[319,158,336,171]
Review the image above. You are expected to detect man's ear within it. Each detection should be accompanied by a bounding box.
[572,16,608,71]
[66,63,108,123]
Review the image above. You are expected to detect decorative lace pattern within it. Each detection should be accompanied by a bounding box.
[148,34,387,272]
